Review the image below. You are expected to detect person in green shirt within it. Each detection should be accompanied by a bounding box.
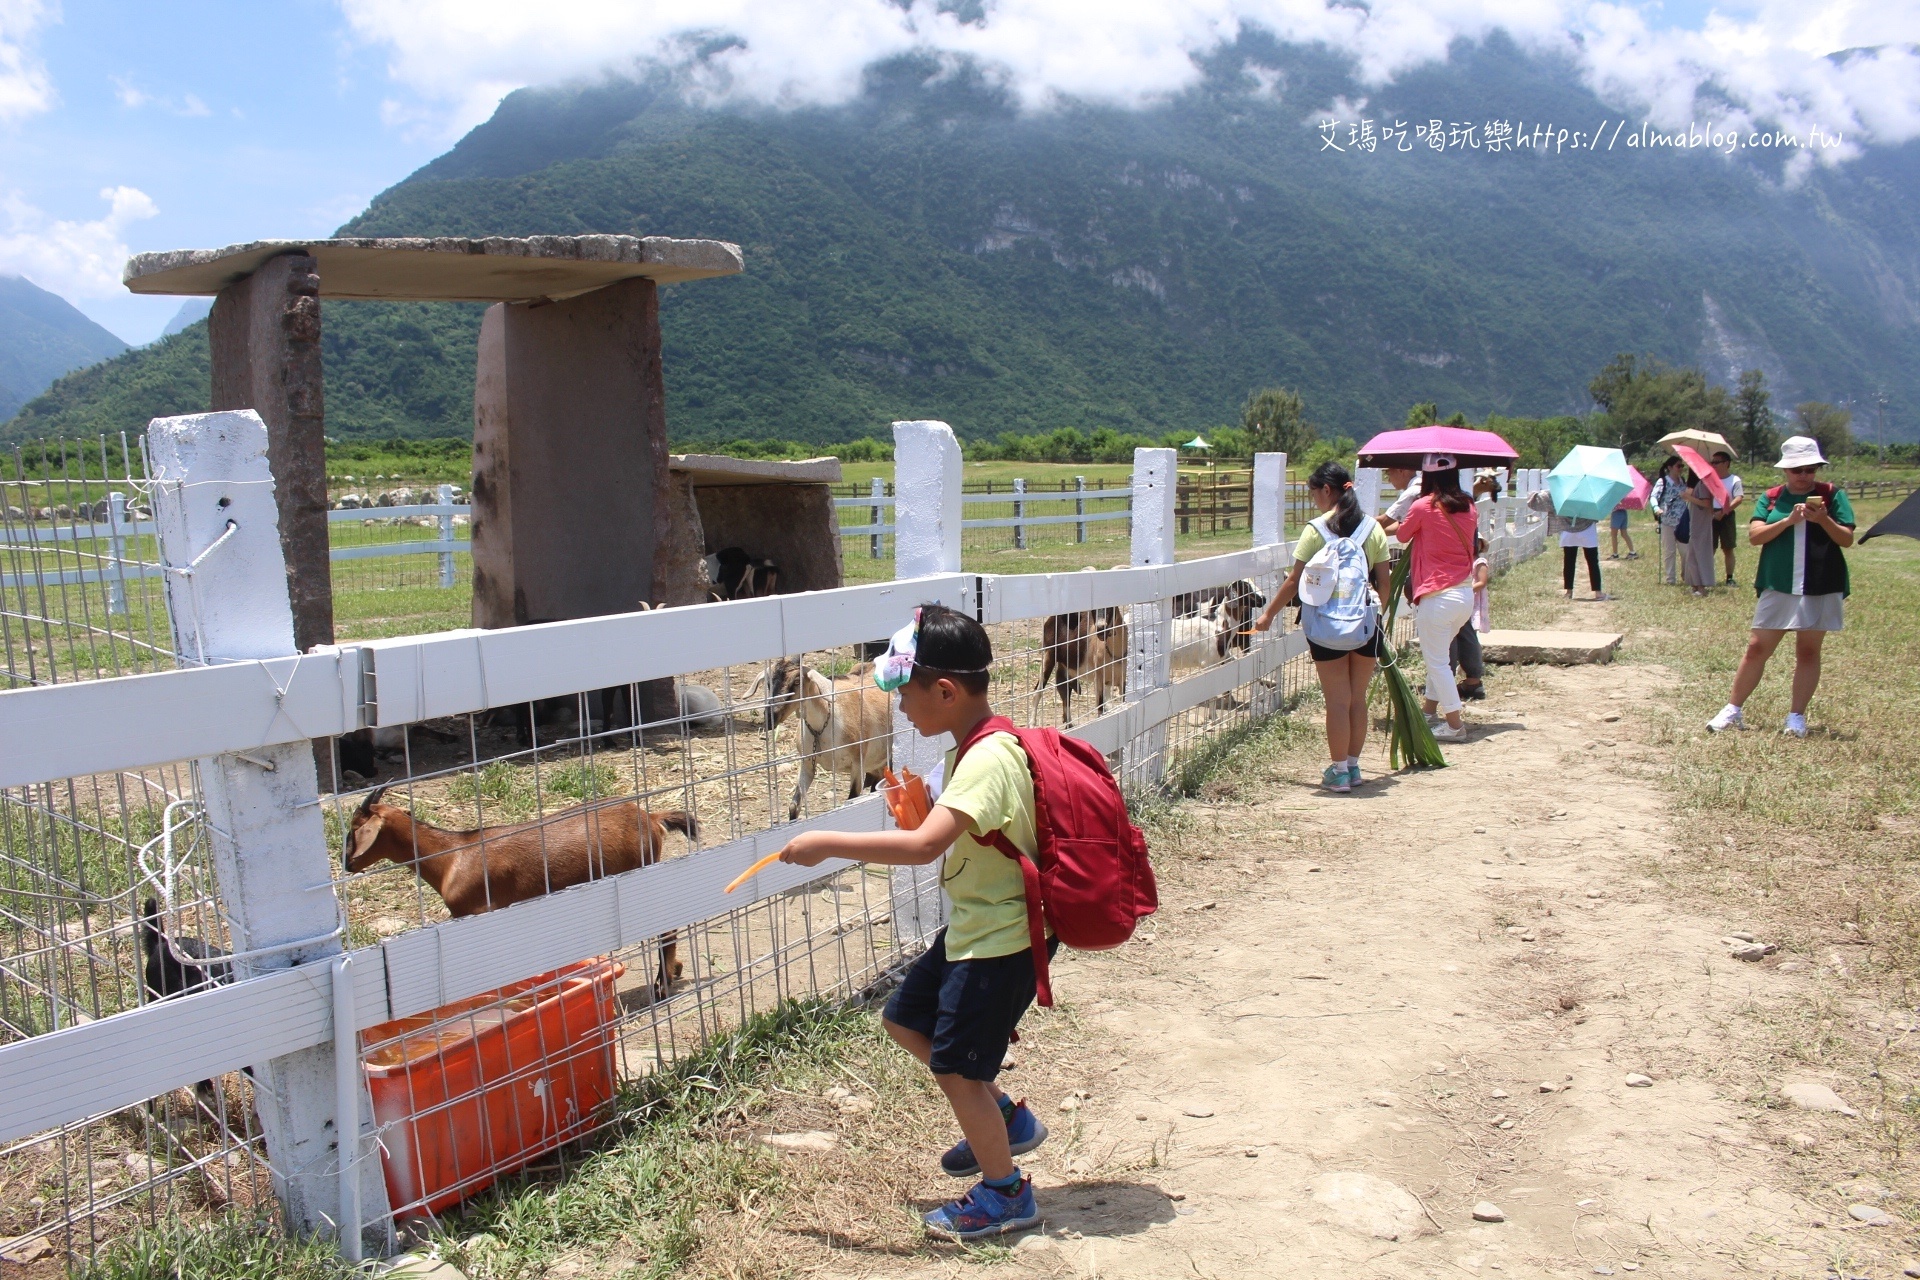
[776,604,1047,1241]
[1707,436,1856,738]
[1250,461,1393,792]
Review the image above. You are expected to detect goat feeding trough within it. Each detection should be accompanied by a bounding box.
[359,959,625,1218]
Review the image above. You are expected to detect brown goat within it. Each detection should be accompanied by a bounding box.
[1035,608,1127,727]
[342,787,697,997]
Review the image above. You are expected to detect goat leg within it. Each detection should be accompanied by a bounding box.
[653,932,682,1000]
[788,739,816,822]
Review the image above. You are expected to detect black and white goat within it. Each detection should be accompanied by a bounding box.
[704,547,781,601]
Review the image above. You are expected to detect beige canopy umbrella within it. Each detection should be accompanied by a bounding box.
[1656,429,1736,458]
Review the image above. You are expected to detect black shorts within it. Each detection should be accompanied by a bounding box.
[884,928,1057,1081]
[1713,512,1738,553]
[1307,628,1384,664]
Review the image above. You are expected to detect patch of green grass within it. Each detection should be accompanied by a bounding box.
[544,758,622,803]
[79,1214,359,1280]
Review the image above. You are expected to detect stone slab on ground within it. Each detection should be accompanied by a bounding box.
[1480,629,1623,665]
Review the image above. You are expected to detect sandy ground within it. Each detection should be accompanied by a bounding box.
[801,601,1908,1280]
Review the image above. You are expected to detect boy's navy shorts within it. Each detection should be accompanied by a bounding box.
[884,928,1057,1082]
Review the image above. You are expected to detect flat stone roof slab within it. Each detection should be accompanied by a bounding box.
[667,454,842,486]
[1480,630,1624,665]
[125,235,743,301]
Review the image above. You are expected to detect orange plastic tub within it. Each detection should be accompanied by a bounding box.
[360,959,625,1217]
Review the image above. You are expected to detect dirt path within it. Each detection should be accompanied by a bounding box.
[807,604,1902,1280]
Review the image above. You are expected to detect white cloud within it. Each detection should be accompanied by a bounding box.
[0,185,158,300]
[0,0,55,123]
[112,76,214,117]
[337,0,1920,159]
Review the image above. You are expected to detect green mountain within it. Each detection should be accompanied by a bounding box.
[0,275,128,423]
[8,34,1919,445]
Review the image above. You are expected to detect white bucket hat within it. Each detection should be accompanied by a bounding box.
[1775,436,1827,469]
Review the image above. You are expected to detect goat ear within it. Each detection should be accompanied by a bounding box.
[345,815,386,868]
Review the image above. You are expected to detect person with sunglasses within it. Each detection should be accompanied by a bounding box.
[1707,437,1856,738]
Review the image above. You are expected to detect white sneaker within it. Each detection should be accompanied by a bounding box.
[1432,722,1469,744]
[1707,704,1743,732]
[1783,713,1808,738]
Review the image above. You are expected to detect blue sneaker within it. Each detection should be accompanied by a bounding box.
[941,1100,1048,1177]
[923,1177,1042,1241]
[1321,764,1350,794]
[1345,762,1364,789]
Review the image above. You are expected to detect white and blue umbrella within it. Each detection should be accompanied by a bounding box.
[1546,446,1635,521]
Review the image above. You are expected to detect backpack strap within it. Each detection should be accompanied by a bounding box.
[951,717,1056,1006]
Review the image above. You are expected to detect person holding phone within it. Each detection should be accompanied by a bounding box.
[1707,437,1856,738]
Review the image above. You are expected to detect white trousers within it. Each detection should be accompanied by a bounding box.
[1415,583,1475,714]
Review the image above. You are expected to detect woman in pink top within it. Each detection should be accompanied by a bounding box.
[1392,458,1481,743]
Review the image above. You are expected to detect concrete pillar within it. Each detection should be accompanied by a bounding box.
[654,471,711,608]
[208,251,332,652]
[1252,452,1288,548]
[147,409,389,1250]
[892,421,963,579]
[1126,448,1177,788]
[470,277,668,628]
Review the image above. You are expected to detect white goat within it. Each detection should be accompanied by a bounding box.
[745,658,892,820]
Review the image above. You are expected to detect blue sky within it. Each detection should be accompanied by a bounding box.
[0,0,1911,346]
[0,0,444,342]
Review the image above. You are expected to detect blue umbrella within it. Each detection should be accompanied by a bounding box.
[1547,446,1635,521]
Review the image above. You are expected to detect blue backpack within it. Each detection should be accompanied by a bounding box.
[1299,514,1380,651]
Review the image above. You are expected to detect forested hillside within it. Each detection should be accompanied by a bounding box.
[0,276,129,422]
[8,33,1917,445]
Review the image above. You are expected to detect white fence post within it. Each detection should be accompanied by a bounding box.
[1125,448,1177,789]
[436,483,455,588]
[888,420,963,949]
[1252,452,1288,548]
[869,477,885,560]
[1354,467,1383,516]
[1074,475,1087,543]
[146,409,389,1252]
[1012,477,1026,550]
[105,490,129,615]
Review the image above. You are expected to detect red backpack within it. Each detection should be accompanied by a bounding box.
[951,716,1157,1006]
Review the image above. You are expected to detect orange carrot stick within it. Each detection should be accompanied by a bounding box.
[724,850,785,894]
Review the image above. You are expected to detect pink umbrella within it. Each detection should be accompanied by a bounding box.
[1356,426,1519,468]
[1671,444,1729,509]
[1618,464,1652,511]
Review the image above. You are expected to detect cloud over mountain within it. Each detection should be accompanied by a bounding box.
[342,0,1920,158]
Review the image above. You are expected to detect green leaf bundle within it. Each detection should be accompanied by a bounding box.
[1380,552,1449,770]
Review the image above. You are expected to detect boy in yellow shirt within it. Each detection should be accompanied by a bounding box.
[779,604,1051,1240]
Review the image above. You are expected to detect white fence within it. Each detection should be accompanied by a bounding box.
[0,488,469,596]
[0,424,1547,1264]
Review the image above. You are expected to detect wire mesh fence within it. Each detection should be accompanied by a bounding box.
[1,437,175,689]
[1,438,266,1271]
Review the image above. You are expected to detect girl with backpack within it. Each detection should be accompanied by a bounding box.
[1706,436,1856,738]
[1251,461,1392,793]
[1392,457,1481,744]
